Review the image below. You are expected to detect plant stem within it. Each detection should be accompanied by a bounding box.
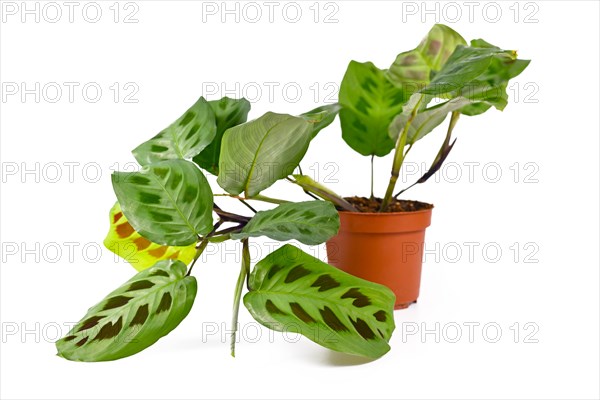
[231,238,250,357]
[249,194,290,204]
[186,240,209,276]
[186,221,223,276]
[370,155,375,200]
[214,224,246,237]
[380,95,423,212]
[303,190,320,201]
[238,198,257,214]
[393,181,417,199]
[445,111,461,147]
[213,205,251,224]
[379,143,412,211]
[207,233,232,243]
[393,110,461,199]
[214,193,290,205]
[288,176,358,212]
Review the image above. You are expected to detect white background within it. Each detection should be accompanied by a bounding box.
[1,1,599,399]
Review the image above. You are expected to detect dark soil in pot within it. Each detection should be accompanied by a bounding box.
[342,196,434,213]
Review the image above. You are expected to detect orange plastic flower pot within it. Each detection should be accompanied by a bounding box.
[326,208,433,309]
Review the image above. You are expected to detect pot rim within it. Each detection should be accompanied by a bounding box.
[337,205,434,217]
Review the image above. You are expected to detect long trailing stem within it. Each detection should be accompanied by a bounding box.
[380,95,424,212]
[231,238,250,357]
[394,110,461,199]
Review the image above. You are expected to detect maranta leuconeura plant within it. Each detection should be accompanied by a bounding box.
[57,24,529,361]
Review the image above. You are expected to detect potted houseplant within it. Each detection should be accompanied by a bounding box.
[295,24,530,309]
[56,24,530,361]
[57,97,397,362]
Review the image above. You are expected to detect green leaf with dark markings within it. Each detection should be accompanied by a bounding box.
[244,245,396,359]
[217,112,313,197]
[387,24,466,91]
[133,97,217,166]
[420,43,527,100]
[300,103,341,138]
[193,97,251,175]
[112,159,213,246]
[56,260,197,362]
[455,39,530,115]
[389,95,472,145]
[337,25,465,158]
[338,61,407,157]
[232,201,340,245]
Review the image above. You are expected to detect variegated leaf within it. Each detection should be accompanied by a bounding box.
[232,201,339,245]
[244,245,396,359]
[193,97,251,175]
[112,159,213,246]
[104,202,196,271]
[133,97,216,166]
[56,260,197,362]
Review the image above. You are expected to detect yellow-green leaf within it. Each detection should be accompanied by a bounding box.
[103,202,196,271]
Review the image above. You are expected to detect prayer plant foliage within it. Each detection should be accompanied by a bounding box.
[57,24,530,362]
[57,96,396,362]
[337,24,530,210]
